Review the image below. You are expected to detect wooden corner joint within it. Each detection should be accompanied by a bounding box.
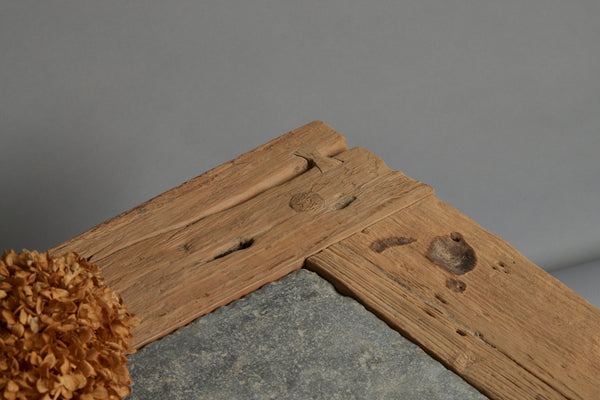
[49,121,599,400]
[51,121,433,349]
[293,146,343,173]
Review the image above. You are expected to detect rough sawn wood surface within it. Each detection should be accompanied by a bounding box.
[307,195,600,400]
[50,121,600,400]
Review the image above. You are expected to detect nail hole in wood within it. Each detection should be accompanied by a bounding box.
[370,237,416,253]
[446,278,467,293]
[456,329,468,337]
[450,232,462,242]
[213,238,255,260]
[492,261,511,274]
[178,243,191,252]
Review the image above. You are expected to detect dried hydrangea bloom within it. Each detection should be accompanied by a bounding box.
[0,250,140,400]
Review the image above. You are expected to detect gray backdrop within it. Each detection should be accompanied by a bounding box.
[1,1,598,307]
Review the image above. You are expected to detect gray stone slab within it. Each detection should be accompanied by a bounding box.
[127,269,486,399]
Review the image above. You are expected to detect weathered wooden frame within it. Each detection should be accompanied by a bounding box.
[51,121,599,400]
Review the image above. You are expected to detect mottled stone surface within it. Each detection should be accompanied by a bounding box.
[127,269,486,399]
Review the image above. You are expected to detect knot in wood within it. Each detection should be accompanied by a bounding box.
[289,191,324,212]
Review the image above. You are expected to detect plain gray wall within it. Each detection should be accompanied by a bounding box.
[1,1,598,306]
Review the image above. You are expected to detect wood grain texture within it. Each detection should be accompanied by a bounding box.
[306,196,600,400]
[46,121,599,400]
[50,121,433,348]
[50,121,347,262]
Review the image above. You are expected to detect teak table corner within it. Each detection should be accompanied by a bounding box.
[50,121,600,400]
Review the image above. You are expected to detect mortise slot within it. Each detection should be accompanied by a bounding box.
[213,238,255,260]
[300,156,317,170]
[293,149,343,173]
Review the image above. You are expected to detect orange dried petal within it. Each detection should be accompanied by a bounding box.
[6,380,19,392]
[18,309,28,325]
[29,316,40,333]
[78,360,96,377]
[91,384,108,398]
[0,260,9,276]
[112,384,131,397]
[59,359,71,375]
[74,373,87,389]
[3,391,17,400]
[11,323,25,337]
[3,251,15,267]
[59,375,79,391]
[36,378,50,393]
[2,309,16,324]
[22,285,33,297]
[51,288,69,299]
[41,352,56,369]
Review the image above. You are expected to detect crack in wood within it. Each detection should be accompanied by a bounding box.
[213,238,255,260]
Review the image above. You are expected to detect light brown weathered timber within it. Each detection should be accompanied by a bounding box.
[306,196,600,400]
[51,121,433,348]
[51,121,348,262]
[48,121,346,346]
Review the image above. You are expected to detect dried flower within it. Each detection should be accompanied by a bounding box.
[0,250,140,400]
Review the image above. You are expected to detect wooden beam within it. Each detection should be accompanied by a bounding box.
[51,121,347,262]
[306,196,600,400]
[50,121,433,348]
